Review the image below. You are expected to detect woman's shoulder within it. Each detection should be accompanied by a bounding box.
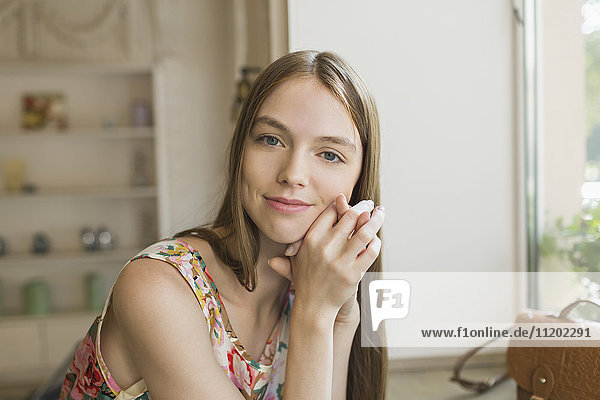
[111,243,199,319]
[109,244,247,399]
[110,237,216,345]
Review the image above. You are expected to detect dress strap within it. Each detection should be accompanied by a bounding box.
[114,378,148,400]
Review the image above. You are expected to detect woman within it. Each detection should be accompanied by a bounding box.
[60,50,386,400]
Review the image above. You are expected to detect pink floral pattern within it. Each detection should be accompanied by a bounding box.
[59,239,293,400]
[68,334,103,399]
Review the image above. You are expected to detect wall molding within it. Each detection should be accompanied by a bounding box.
[0,0,157,63]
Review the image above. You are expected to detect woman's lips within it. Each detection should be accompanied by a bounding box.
[266,198,312,214]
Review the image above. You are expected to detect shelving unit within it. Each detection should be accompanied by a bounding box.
[0,126,154,139]
[0,61,160,377]
[0,185,157,200]
[0,248,142,269]
[0,0,168,384]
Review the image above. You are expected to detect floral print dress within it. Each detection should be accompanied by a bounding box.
[60,239,294,400]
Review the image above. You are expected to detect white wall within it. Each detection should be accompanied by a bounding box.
[289,0,519,359]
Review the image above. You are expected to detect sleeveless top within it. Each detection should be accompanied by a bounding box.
[59,239,294,400]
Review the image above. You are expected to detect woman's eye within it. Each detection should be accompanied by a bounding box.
[260,135,281,146]
[258,135,343,164]
[321,151,343,163]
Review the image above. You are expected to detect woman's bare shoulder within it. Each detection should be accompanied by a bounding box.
[114,235,211,293]
[113,256,187,305]
[111,257,244,399]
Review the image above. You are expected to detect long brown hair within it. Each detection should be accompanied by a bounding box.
[173,50,386,400]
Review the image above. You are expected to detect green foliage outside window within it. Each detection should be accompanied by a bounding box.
[540,200,600,272]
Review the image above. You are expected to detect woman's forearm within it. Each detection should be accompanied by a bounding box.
[332,321,359,400]
[284,302,336,399]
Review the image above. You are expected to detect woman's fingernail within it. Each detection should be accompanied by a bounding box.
[285,244,294,256]
[353,200,374,214]
[267,258,272,265]
[377,205,385,214]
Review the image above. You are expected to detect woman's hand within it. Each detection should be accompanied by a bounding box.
[268,193,384,322]
[332,195,375,326]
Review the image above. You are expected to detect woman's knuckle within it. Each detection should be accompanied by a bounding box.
[345,208,360,221]
[330,258,342,272]
[355,228,372,244]
[367,243,381,258]
[320,243,334,262]
[330,261,348,279]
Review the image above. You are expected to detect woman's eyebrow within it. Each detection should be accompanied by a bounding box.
[255,115,290,133]
[314,136,357,155]
[254,115,357,155]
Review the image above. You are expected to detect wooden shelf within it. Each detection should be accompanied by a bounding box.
[0,185,157,201]
[0,61,153,75]
[0,127,154,140]
[0,310,99,324]
[0,247,140,268]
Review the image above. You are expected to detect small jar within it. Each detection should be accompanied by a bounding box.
[23,279,50,316]
[97,227,115,251]
[81,227,97,251]
[86,273,104,311]
[131,100,152,127]
[31,232,50,254]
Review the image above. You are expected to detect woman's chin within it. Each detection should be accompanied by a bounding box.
[263,225,309,245]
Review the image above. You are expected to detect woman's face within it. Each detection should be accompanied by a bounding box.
[241,77,364,244]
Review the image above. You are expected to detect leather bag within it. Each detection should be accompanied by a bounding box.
[451,299,600,399]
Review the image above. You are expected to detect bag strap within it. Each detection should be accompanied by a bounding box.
[557,298,600,319]
[449,336,510,393]
[451,298,600,393]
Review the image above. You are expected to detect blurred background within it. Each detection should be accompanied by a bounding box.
[0,0,598,398]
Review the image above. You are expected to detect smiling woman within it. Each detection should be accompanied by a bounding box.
[59,50,386,400]
[241,77,364,244]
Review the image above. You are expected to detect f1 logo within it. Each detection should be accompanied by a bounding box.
[368,279,410,331]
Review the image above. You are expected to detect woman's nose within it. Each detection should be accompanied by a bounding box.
[277,153,309,187]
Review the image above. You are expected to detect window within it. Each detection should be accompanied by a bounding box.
[524,0,600,316]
